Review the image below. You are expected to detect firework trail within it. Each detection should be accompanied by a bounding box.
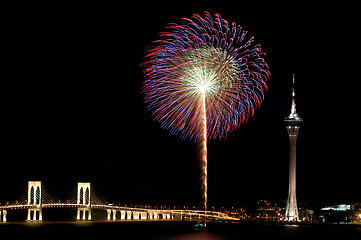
[143,12,270,211]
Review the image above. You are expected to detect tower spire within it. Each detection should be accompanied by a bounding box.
[287,74,301,120]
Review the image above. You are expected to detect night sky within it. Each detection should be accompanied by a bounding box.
[2,1,359,209]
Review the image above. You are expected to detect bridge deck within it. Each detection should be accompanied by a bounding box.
[0,204,238,220]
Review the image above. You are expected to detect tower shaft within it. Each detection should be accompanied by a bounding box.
[285,125,300,221]
[284,74,302,221]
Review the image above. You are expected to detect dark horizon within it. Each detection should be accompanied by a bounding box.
[1,2,360,209]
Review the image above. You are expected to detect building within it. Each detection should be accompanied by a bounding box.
[351,203,361,224]
[255,200,283,221]
[319,204,352,224]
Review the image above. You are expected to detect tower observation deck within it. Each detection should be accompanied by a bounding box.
[284,74,302,221]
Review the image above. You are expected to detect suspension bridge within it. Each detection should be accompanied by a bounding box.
[0,181,239,222]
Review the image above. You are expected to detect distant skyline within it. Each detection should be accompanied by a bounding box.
[1,1,360,208]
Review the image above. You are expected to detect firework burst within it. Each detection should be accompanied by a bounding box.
[142,12,270,210]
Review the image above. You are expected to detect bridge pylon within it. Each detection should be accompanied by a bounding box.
[77,182,91,220]
[27,181,42,221]
[0,210,7,222]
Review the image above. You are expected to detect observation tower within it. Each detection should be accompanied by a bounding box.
[284,74,302,221]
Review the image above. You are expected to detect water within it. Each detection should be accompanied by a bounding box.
[0,221,360,240]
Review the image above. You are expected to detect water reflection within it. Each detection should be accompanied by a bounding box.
[0,221,360,240]
[162,231,234,240]
[284,224,300,227]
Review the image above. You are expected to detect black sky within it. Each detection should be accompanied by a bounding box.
[1,1,360,209]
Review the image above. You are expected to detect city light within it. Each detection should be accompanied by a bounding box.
[321,204,350,211]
